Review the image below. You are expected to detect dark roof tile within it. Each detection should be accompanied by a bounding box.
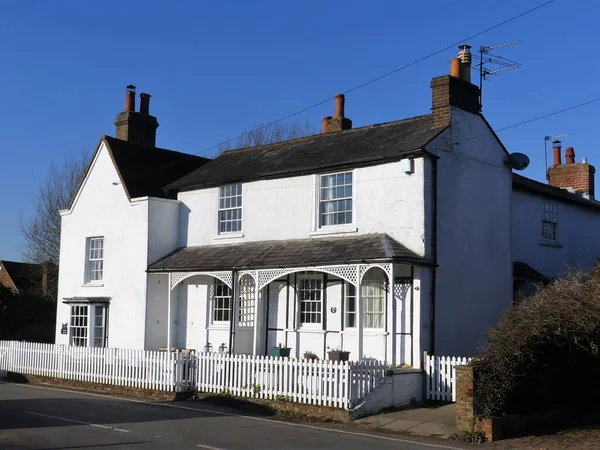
[167,115,442,191]
[104,136,211,199]
[148,234,430,272]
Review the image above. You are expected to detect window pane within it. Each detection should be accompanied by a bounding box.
[299,276,322,324]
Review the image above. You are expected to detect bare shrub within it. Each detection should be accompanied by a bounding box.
[472,268,600,418]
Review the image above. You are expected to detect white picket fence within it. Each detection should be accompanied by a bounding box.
[0,341,387,408]
[0,341,195,392]
[424,352,471,402]
[195,353,386,409]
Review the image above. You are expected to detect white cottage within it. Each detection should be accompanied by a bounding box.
[54,47,600,365]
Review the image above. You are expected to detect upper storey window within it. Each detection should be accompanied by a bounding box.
[218,184,242,234]
[319,172,353,227]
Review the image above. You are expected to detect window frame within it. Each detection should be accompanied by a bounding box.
[69,303,108,347]
[212,279,232,324]
[297,274,324,328]
[541,201,558,244]
[84,236,104,285]
[361,269,386,330]
[344,282,356,329]
[217,184,243,235]
[317,171,355,230]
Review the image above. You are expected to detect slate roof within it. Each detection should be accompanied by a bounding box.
[513,261,546,281]
[167,115,443,192]
[103,136,211,199]
[148,234,430,272]
[512,173,600,212]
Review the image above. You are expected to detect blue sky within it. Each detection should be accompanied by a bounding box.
[0,0,597,261]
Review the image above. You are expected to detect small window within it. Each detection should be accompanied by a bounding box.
[86,237,104,283]
[541,201,558,241]
[298,275,323,325]
[362,269,386,329]
[69,304,108,347]
[218,184,243,234]
[345,283,356,328]
[212,279,232,323]
[319,172,353,227]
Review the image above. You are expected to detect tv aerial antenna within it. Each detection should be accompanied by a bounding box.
[474,40,521,106]
[544,133,569,179]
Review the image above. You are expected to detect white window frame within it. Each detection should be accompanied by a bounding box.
[316,171,355,230]
[238,276,255,327]
[69,303,108,347]
[541,201,558,243]
[85,237,104,284]
[297,274,324,328]
[344,283,356,329]
[212,279,232,324]
[217,184,243,235]
[361,269,386,330]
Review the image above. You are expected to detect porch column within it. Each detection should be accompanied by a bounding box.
[252,275,260,355]
[388,265,396,367]
[166,273,172,351]
[229,271,240,355]
[356,265,363,361]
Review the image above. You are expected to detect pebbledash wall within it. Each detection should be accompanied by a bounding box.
[512,189,600,279]
[55,141,181,349]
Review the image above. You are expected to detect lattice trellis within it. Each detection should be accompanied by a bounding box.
[359,263,392,283]
[239,271,258,283]
[170,271,233,290]
[394,279,412,300]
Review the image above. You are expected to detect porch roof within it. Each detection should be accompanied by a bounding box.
[148,234,430,272]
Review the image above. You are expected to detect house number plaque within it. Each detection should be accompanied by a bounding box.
[60,323,68,335]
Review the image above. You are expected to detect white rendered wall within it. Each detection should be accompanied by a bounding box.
[55,142,150,349]
[512,189,600,278]
[178,159,428,258]
[147,198,180,265]
[429,108,513,357]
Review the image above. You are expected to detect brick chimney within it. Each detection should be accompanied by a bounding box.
[114,85,159,147]
[431,45,481,129]
[322,94,352,133]
[548,144,596,198]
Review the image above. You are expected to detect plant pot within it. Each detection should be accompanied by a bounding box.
[269,346,291,357]
[328,350,350,362]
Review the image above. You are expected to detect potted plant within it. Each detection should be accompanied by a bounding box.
[269,343,291,358]
[327,348,350,362]
[303,351,318,361]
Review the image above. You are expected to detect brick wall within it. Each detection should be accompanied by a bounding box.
[548,163,595,197]
[455,365,475,431]
[0,263,17,293]
[431,75,481,129]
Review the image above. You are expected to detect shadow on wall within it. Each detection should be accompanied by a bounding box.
[179,204,191,247]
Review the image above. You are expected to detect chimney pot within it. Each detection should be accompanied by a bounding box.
[334,94,345,118]
[552,140,562,166]
[450,58,461,78]
[322,116,332,134]
[457,45,472,83]
[139,93,151,115]
[565,147,575,165]
[125,85,136,112]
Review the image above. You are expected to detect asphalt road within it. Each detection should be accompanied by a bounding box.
[0,382,466,450]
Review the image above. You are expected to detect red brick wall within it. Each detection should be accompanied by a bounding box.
[455,365,475,431]
[548,163,595,197]
[0,263,17,293]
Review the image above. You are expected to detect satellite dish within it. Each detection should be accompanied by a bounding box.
[505,152,530,171]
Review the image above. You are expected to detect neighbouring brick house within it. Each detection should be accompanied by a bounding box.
[0,260,56,298]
